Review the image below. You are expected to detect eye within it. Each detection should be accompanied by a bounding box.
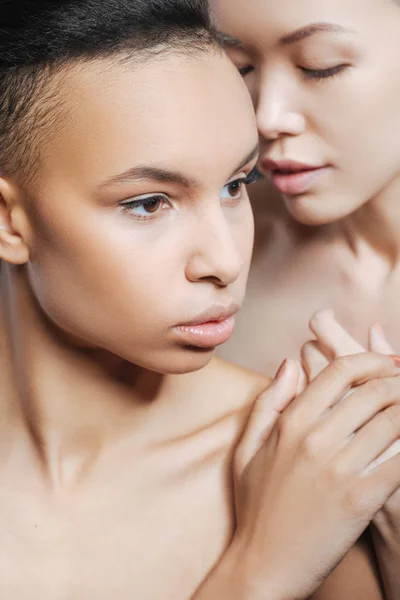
[119,194,171,219]
[238,65,254,77]
[299,64,348,81]
[221,167,259,202]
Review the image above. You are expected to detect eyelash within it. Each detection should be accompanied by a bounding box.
[119,167,259,220]
[238,65,254,77]
[299,64,348,81]
[239,63,348,81]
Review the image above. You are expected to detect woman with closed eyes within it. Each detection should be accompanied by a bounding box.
[211,0,400,597]
[213,0,400,373]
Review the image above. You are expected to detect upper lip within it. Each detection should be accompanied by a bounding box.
[261,158,323,173]
[177,302,240,327]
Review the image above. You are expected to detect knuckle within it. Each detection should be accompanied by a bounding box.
[278,411,301,441]
[382,405,400,430]
[330,356,351,379]
[364,377,390,399]
[343,484,374,518]
[325,458,347,483]
[300,431,324,461]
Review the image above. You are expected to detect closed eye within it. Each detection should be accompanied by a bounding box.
[299,64,348,80]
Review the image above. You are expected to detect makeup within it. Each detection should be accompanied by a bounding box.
[173,303,239,349]
[261,159,329,196]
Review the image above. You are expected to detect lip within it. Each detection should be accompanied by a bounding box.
[261,158,329,196]
[173,303,240,349]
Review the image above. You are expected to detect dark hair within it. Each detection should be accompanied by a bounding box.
[0,0,216,181]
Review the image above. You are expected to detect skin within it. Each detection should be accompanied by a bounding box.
[211,0,400,596]
[301,311,400,599]
[0,43,394,600]
[0,50,264,598]
[210,0,400,377]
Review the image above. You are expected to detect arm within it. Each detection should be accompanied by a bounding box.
[311,532,384,600]
[302,310,400,600]
[194,354,400,600]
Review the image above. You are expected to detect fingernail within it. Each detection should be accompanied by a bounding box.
[389,355,400,368]
[275,359,289,381]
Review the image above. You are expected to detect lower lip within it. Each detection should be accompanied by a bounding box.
[270,167,329,195]
[174,316,235,349]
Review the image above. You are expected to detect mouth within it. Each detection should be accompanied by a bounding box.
[173,303,240,349]
[261,158,329,196]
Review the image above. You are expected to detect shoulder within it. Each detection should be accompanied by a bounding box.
[176,357,271,444]
[199,357,271,408]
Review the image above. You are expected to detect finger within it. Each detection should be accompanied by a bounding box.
[235,359,298,478]
[365,440,400,473]
[368,323,395,355]
[289,353,399,429]
[294,359,308,395]
[358,451,400,510]
[336,392,400,472]
[309,309,365,359]
[301,339,330,381]
[311,375,400,458]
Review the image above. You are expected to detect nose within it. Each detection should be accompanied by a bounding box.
[185,207,245,287]
[255,72,306,141]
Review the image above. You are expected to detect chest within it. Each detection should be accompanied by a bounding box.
[0,460,233,600]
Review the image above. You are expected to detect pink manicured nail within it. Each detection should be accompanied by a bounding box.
[389,355,400,368]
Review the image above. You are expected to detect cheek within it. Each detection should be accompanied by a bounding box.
[27,205,183,342]
[234,199,255,270]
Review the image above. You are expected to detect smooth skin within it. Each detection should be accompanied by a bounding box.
[212,0,400,375]
[1,46,399,600]
[301,311,400,600]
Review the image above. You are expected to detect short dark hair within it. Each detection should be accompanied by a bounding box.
[0,0,216,182]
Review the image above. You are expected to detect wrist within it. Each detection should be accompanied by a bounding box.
[192,538,285,600]
[220,536,291,600]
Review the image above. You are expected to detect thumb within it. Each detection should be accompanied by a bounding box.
[234,359,299,480]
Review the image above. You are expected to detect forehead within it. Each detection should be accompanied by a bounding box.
[40,52,257,187]
[212,0,387,43]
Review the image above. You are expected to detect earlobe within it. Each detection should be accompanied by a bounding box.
[0,177,30,265]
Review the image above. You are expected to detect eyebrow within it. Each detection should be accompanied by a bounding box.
[98,143,259,190]
[99,166,197,189]
[280,22,355,45]
[217,22,354,52]
[216,32,245,49]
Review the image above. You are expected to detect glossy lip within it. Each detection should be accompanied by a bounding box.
[261,158,329,196]
[173,303,240,349]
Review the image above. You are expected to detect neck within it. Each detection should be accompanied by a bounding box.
[340,177,400,270]
[0,264,168,488]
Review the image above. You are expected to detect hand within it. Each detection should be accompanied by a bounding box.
[301,311,400,598]
[225,352,400,600]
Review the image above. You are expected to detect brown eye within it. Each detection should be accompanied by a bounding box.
[142,198,162,213]
[119,194,170,218]
[227,180,241,197]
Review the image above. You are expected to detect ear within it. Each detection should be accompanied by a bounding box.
[0,176,30,265]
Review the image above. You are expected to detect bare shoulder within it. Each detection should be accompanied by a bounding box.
[189,356,270,414]
[172,358,271,448]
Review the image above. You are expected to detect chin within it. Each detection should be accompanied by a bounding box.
[284,194,357,226]
[121,345,216,376]
[157,347,216,375]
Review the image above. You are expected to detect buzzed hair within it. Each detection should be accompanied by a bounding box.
[0,0,216,183]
